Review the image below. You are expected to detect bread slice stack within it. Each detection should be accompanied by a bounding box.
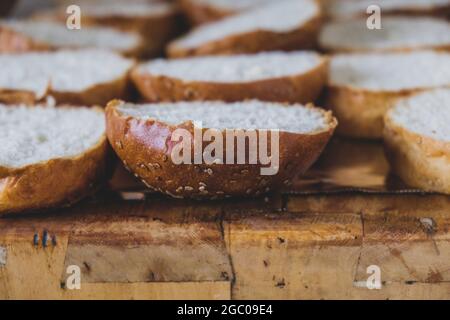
[106,100,337,199]
[36,0,180,57]
[167,0,321,57]
[179,0,270,25]
[324,0,450,19]
[0,104,109,215]
[319,16,450,53]
[132,51,328,104]
[0,49,133,106]
[325,50,450,139]
[384,89,450,194]
[0,20,145,57]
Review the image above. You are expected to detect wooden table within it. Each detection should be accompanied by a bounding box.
[1,139,449,300]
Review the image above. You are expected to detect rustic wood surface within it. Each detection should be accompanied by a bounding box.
[0,139,449,300]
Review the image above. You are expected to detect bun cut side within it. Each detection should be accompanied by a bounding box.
[132,51,328,104]
[0,104,110,215]
[319,16,450,53]
[325,51,450,139]
[0,20,145,57]
[106,100,337,199]
[34,1,180,58]
[325,0,450,19]
[168,0,322,58]
[0,49,134,106]
[384,89,450,194]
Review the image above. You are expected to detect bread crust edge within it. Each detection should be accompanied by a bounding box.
[105,99,337,199]
[383,113,450,194]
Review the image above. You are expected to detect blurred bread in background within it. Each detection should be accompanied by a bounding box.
[319,16,450,53]
[322,0,450,20]
[325,50,450,139]
[0,19,147,57]
[19,0,181,57]
[179,0,270,25]
[168,0,322,57]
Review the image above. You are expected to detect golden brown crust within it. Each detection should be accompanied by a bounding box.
[324,85,423,139]
[319,17,450,54]
[178,0,234,25]
[167,14,322,58]
[131,58,328,104]
[0,135,111,215]
[0,89,42,105]
[105,100,337,199]
[384,115,450,194]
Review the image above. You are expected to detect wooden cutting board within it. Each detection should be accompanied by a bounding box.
[0,139,449,300]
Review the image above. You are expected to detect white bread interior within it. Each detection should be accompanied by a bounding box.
[171,0,319,49]
[330,51,450,91]
[325,0,450,19]
[136,51,323,83]
[388,89,450,141]
[117,100,332,133]
[0,49,133,100]
[0,104,105,169]
[1,19,141,52]
[320,16,450,52]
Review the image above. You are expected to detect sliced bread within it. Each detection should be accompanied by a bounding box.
[0,19,145,57]
[384,89,450,194]
[132,51,328,104]
[167,0,322,58]
[0,49,134,106]
[0,103,110,215]
[106,99,337,199]
[319,16,450,53]
[325,50,450,139]
[324,0,450,19]
[36,1,180,57]
[179,0,270,25]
